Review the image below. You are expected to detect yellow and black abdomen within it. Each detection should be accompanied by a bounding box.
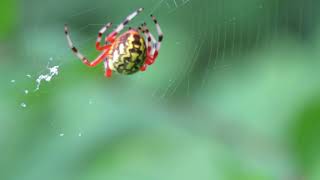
[108,30,147,75]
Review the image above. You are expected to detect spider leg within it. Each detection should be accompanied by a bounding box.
[141,23,157,43]
[138,16,163,71]
[96,22,112,51]
[137,25,150,72]
[65,25,111,67]
[148,14,164,61]
[139,24,152,53]
[138,24,155,71]
[104,8,144,44]
[104,59,112,77]
[141,23,157,55]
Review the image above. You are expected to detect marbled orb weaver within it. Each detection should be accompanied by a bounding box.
[64,8,163,77]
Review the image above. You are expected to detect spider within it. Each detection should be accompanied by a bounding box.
[64,8,163,77]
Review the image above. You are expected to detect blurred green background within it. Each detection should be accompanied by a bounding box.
[1,0,320,179]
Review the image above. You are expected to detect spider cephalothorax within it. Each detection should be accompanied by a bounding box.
[64,8,163,78]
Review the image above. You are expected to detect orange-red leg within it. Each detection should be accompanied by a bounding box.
[104,60,113,77]
[96,23,113,51]
[85,50,110,67]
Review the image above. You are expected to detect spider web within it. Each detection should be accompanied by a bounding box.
[17,1,198,99]
[16,3,306,118]
[15,0,212,140]
[15,0,303,129]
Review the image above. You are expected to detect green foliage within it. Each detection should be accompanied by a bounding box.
[292,97,320,178]
[0,0,17,39]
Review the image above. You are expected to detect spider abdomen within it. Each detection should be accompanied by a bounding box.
[108,30,147,75]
